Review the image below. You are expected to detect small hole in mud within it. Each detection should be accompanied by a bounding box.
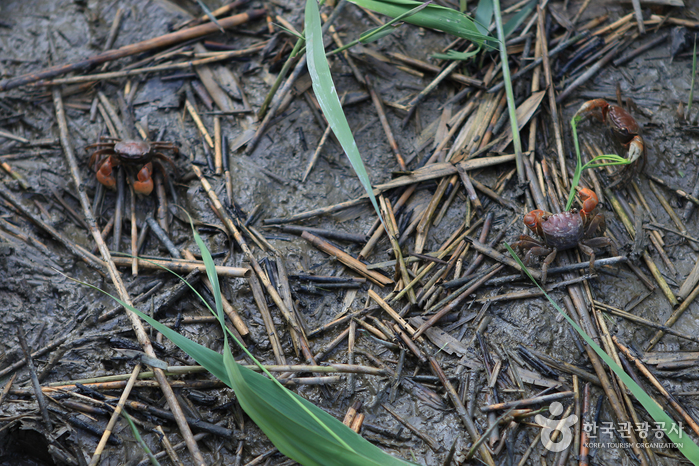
[0,426,55,466]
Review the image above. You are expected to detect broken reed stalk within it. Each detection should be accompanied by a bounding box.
[614,337,699,437]
[89,364,141,466]
[52,88,206,466]
[264,154,516,224]
[302,231,392,286]
[18,328,52,430]
[182,249,249,336]
[130,187,138,275]
[0,10,267,91]
[367,75,405,170]
[37,43,268,86]
[246,1,346,154]
[248,272,286,365]
[302,92,347,182]
[646,282,699,351]
[595,300,699,344]
[190,165,300,335]
[429,357,495,466]
[414,265,503,339]
[564,291,649,466]
[0,185,105,270]
[605,189,677,306]
[380,196,415,303]
[109,256,250,277]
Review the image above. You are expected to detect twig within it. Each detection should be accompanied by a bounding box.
[183,249,249,336]
[367,75,405,170]
[429,357,495,466]
[0,184,105,270]
[647,282,699,351]
[191,165,298,334]
[18,327,52,430]
[53,88,207,466]
[0,10,266,91]
[615,337,699,437]
[556,40,625,103]
[302,232,392,286]
[109,255,250,277]
[248,273,286,364]
[89,364,141,465]
[36,43,268,86]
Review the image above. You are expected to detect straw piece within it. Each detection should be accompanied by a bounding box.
[302,232,392,287]
[53,88,206,466]
[0,10,266,91]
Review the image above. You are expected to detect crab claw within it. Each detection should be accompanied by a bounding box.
[133,162,154,196]
[573,98,609,123]
[95,156,117,190]
[626,135,644,164]
[578,187,598,215]
[523,209,547,237]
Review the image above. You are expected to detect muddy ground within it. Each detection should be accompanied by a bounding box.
[0,0,698,465]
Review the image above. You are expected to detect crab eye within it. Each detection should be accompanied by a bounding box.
[523,211,543,231]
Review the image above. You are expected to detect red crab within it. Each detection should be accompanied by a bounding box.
[512,188,617,283]
[574,98,645,186]
[87,138,178,196]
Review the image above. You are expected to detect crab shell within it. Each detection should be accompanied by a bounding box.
[113,140,153,163]
[534,211,585,250]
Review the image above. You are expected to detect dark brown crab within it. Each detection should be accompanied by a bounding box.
[512,188,617,283]
[87,138,178,196]
[574,98,645,187]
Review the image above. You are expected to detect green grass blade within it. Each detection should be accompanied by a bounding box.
[76,276,417,465]
[474,0,493,35]
[306,0,385,227]
[502,0,535,37]
[329,1,431,55]
[565,117,633,210]
[122,410,161,466]
[504,244,699,465]
[359,26,397,43]
[350,0,492,44]
[493,0,523,184]
[431,49,480,60]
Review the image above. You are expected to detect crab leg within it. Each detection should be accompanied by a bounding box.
[626,135,644,163]
[133,162,154,195]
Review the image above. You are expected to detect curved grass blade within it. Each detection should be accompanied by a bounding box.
[505,244,699,465]
[350,0,492,44]
[122,410,161,466]
[565,116,632,210]
[431,49,480,60]
[502,0,535,38]
[330,1,431,54]
[474,0,493,35]
[71,220,418,465]
[74,273,417,465]
[306,0,385,227]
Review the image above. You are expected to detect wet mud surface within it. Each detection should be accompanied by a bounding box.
[0,0,698,465]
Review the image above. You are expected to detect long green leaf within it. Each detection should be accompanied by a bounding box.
[349,0,492,44]
[306,0,385,227]
[502,0,535,38]
[474,0,493,35]
[74,231,417,465]
[330,1,431,53]
[505,244,699,465]
[432,49,480,61]
[79,280,417,465]
[565,116,632,211]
